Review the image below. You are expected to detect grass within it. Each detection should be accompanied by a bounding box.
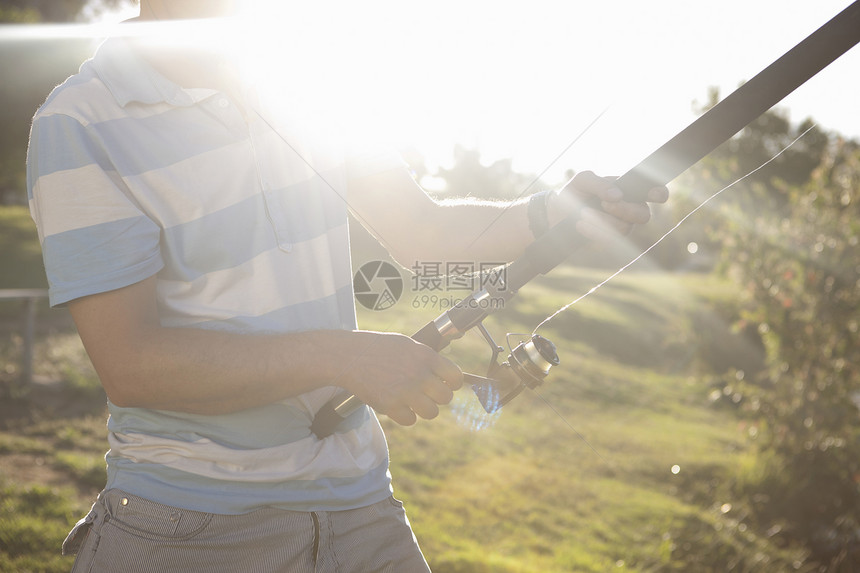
[0,482,84,573]
[0,417,107,572]
[0,206,46,291]
[0,204,803,571]
[355,264,801,571]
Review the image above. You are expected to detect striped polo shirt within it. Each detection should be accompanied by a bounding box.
[27,37,399,513]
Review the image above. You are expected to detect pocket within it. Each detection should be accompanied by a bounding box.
[384,495,415,530]
[102,490,213,541]
[62,505,98,556]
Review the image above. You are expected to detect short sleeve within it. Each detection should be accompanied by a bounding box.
[27,112,163,307]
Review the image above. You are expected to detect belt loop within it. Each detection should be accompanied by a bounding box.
[311,512,320,570]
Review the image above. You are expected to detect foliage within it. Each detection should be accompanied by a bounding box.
[0,0,132,23]
[0,206,46,288]
[0,4,39,22]
[0,39,101,204]
[432,145,547,201]
[0,0,137,203]
[704,110,860,569]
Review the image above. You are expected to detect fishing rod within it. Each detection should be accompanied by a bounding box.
[310,0,860,439]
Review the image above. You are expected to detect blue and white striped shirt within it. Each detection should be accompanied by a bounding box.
[27,38,398,513]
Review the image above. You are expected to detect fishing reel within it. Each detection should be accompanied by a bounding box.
[311,277,562,438]
[465,325,560,413]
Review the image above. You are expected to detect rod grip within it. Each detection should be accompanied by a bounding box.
[412,320,449,351]
[309,400,344,438]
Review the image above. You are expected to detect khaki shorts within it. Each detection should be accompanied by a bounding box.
[65,489,431,573]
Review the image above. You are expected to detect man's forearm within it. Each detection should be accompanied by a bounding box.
[69,276,461,423]
[349,167,535,267]
[95,326,460,424]
[69,278,361,415]
[350,168,663,272]
[427,196,533,264]
[84,324,359,415]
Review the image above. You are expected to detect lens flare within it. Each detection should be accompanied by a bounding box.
[450,389,502,432]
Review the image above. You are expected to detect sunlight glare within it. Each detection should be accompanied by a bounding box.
[450,389,502,432]
[230,1,473,154]
[10,0,858,186]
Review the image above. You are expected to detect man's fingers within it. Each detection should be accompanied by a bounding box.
[385,394,441,425]
[346,332,468,427]
[432,357,463,391]
[567,170,615,196]
[576,208,632,242]
[567,171,669,205]
[386,405,418,426]
[648,185,670,203]
[408,395,441,421]
[600,200,652,224]
[422,376,455,405]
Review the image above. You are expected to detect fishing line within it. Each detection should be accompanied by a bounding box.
[532,387,611,464]
[500,332,610,460]
[531,123,818,335]
[250,108,396,256]
[492,125,818,460]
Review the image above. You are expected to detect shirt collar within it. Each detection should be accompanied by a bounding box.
[90,37,218,108]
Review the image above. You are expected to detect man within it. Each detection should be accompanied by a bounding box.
[27,1,667,571]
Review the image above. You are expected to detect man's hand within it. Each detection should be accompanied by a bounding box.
[335,331,464,426]
[551,171,669,243]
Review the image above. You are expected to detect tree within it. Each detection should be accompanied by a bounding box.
[433,145,545,202]
[0,1,136,203]
[0,0,132,23]
[703,112,860,569]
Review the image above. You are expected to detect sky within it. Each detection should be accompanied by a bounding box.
[89,0,860,186]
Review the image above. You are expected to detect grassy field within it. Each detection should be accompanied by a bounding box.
[370,266,804,572]
[0,206,47,291]
[0,206,805,571]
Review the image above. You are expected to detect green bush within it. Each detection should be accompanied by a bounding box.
[709,121,860,569]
